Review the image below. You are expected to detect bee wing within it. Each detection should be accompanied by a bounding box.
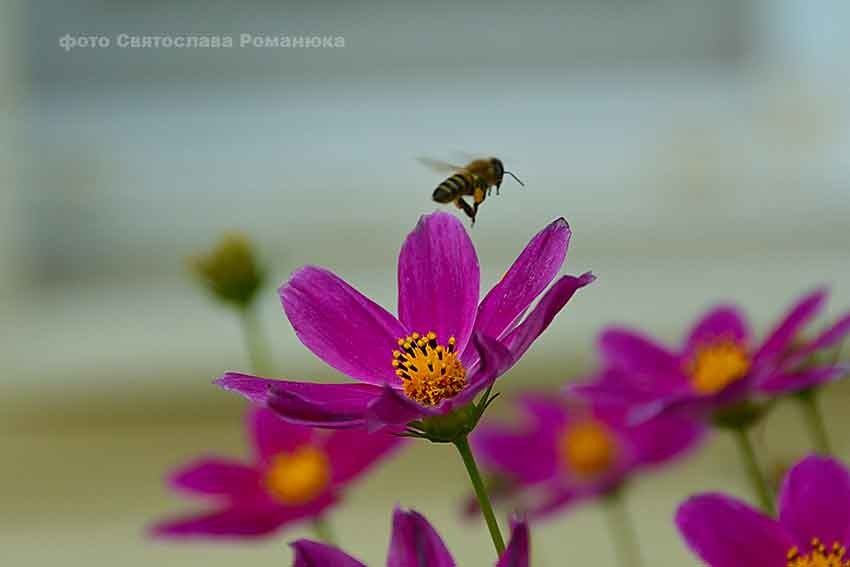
[417,157,464,174]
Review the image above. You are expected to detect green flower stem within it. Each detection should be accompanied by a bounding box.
[239,305,273,375]
[603,487,643,567]
[454,436,505,556]
[797,389,832,455]
[731,427,775,515]
[311,517,336,545]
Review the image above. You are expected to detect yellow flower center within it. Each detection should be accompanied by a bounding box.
[787,539,850,567]
[688,340,751,395]
[392,331,467,406]
[264,446,331,505]
[559,420,617,478]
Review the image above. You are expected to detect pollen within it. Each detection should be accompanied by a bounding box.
[688,340,751,395]
[787,538,850,567]
[559,419,617,478]
[393,331,467,406]
[264,446,331,506]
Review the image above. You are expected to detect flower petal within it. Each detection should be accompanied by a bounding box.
[387,508,456,567]
[798,312,850,357]
[267,380,384,429]
[216,373,384,429]
[323,428,405,485]
[569,367,689,405]
[779,455,850,550]
[497,520,530,567]
[758,365,848,395]
[151,495,334,539]
[167,458,262,499]
[475,218,570,340]
[215,373,282,405]
[684,305,750,355]
[597,326,681,380]
[624,413,705,467]
[365,385,441,431]
[291,540,367,567]
[676,494,791,567]
[472,426,558,485]
[248,407,314,463]
[454,333,515,406]
[397,212,479,354]
[500,272,595,361]
[281,266,407,385]
[754,288,828,366]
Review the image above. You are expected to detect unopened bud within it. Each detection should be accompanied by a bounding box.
[189,232,265,308]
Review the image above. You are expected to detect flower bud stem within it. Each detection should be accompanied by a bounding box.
[454,435,505,556]
[239,305,273,376]
[603,486,643,567]
[731,427,775,515]
[796,388,832,455]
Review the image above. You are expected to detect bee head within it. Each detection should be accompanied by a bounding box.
[432,186,454,203]
[490,158,505,186]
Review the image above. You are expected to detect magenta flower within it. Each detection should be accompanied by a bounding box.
[291,507,529,567]
[677,455,850,567]
[217,212,593,431]
[472,394,703,518]
[152,408,402,539]
[572,288,850,418]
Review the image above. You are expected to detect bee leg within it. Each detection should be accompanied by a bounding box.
[454,197,476,225]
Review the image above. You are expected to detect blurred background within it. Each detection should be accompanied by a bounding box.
[2,0,849,564]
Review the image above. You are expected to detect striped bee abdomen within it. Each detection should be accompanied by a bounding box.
[432,173,470,203]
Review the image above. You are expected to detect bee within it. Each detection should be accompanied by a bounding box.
[419,157,524,225]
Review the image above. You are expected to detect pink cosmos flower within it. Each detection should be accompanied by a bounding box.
[472,394,703,518]
[571,288,850,419]
[152,408,402,539]
[217,212,593,431]
[677,455,850,567]
[291,507,529,567]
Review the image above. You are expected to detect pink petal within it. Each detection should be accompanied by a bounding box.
[167,458,262,499]
[151,495,334,540]
[387,508,456,567]
[475,218,570,340]
[597,327,681,380]
[248,407,314,464]
[779,455,850,550]
[798,312,850,357]
[676,494,791,567]
[397,212,479,355]
[323,428,406,485]
[281,266,407,386]
[454,333,515,406]
[754,288,828,366]
[291,540,367,567]
[365,385,441,431]
[472,426,558,485]
[266,380,384,429]
[684,305,750,356]
[497,520,530,567]
[758,365,848,395]
[500,272,595,361]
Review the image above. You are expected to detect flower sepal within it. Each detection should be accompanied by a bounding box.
[711,399,772,430]
[401,387,500,444]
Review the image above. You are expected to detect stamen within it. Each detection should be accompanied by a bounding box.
[264,446,330,505]
[393,331,467,406]
[559,420,617,478]
[688,339,751,395]
[787,538,850,566]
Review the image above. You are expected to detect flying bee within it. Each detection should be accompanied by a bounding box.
[419,157,524,225]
